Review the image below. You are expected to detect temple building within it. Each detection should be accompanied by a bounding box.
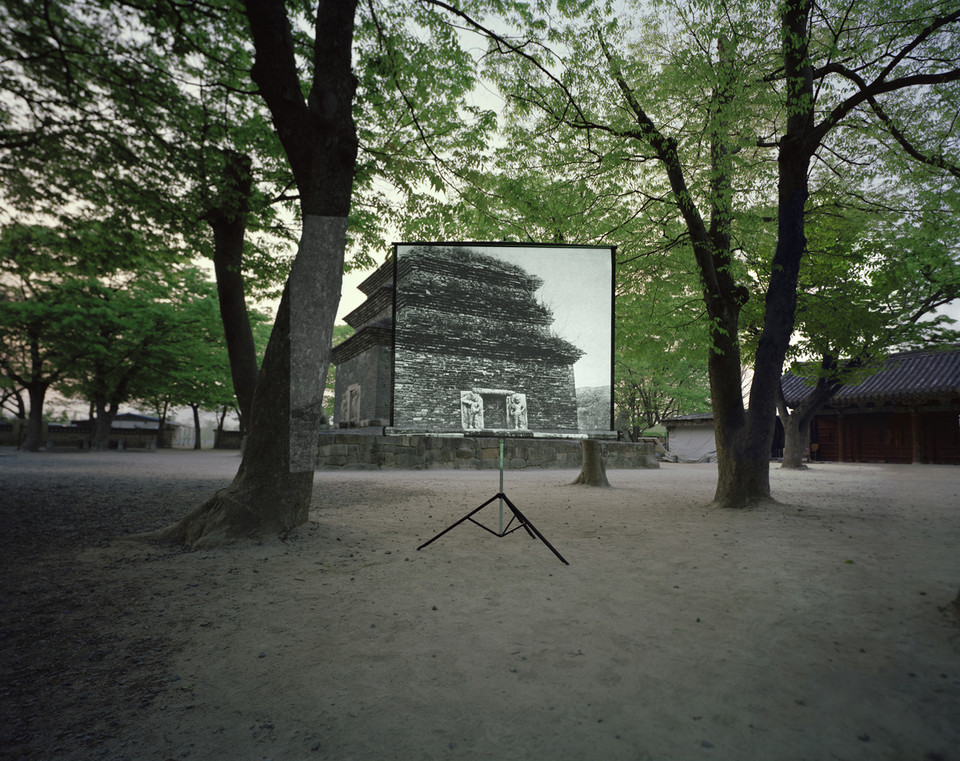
[780,345,960,464]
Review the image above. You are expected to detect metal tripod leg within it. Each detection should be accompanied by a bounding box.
[415,437,569,565]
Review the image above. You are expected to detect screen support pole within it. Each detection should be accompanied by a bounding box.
[498,438,504,535]
[416,437,569,565]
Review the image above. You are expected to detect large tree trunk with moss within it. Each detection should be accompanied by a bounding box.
[156,0,358,548]
[156,288,315,546]
[571,439,610,487]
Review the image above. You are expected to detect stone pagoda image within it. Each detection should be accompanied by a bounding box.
[329,262,393,427]
[392,244,584,432]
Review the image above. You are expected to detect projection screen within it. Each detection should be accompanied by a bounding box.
[389,242,615,437]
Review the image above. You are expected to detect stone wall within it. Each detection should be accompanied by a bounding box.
[315,432,659,470]
[393,351,579,430]
[333,342,392,425]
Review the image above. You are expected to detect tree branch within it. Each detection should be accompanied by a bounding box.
[865,94,960,179]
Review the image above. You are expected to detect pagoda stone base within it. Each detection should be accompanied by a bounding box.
[315,431,658,470]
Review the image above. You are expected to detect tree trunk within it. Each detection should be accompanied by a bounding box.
[571,439,610,487]
[23,382,47,452]
[708,0,817,506]
[712,314,776,508]
[155,287,314,546]
[214,406,227,449]
[155,398,170,449]
[780,413,810,469]
[154,0,358,547]
[209,150,259,433]
[778,355,847,469]
[713,440,775,508]
[190,403,202,449]
[91,394,117,451]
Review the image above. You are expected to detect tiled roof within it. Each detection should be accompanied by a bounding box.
[662,412,714,425]
[781,345,960,406]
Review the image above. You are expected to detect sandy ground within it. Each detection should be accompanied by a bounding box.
[1,448,959,761]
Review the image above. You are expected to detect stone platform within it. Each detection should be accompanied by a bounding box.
[316,430,658,470]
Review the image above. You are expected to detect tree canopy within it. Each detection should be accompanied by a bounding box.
[1,0,957,536]
[407,0,960,505]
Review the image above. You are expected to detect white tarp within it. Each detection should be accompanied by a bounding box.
[666,425,717,463]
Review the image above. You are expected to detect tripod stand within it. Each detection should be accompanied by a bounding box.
[416,438,569,565]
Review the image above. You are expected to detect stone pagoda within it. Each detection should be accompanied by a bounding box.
[392,245,583,432]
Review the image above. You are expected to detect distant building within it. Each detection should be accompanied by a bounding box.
[780,345,960,464]
[331,246,588,433]
[661,412,786,462]
[662,413,717,462]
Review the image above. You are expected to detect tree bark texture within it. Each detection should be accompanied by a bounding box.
[780,414,810,470]
[208,150,258,432]
[157,288,314,546]
[157,0,358,547]
[23,382,47,452]
[571,439,611,487]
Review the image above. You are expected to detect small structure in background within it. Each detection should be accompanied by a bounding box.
[661,413,717,463]
[781,345,960,464]
[0,413,180,449]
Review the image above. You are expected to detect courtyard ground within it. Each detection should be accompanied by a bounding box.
[1,448,958,761]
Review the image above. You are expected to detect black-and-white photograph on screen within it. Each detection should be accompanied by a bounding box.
[392,242,614,436]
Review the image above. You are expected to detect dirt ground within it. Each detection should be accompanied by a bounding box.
[1,448,958,761]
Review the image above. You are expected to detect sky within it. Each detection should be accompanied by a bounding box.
[485,245,614,389]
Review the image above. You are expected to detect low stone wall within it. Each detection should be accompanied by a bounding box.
[316,432,658,470]
[0,421,172,449]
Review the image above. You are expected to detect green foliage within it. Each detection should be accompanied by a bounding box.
[52,270,213,414]
[0,221,251,430]
[0,0,295,297]
[1,0,508,289]
[782,199,960,383]
[348,2,499,265]
[401,0,959,435]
